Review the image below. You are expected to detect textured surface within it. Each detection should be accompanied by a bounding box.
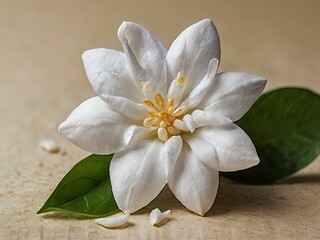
[0,0,319,239]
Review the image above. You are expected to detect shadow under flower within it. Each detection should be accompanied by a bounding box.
[276,173,320,185]
[138,176,302,218]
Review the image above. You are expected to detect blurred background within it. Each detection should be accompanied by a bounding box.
[0,1,319,238]
[1,0,319,149]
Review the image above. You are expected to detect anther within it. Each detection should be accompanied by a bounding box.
[148,111,160,118]
[173,106,187,117]
[160,120,167,128]
[143,117,158,127]
[164,116,172,126]
[155,93,164,107]
[165,98,174,110]
[177,76,184,84]
[158,127,168,142]
[143,99,159,111]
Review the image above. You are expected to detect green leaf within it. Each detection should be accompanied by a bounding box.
[222,87,320,184]
[37,154,119,218]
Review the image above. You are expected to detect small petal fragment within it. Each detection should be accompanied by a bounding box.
[96,213,130,228]
[38,139,60,153]
[150,208,171,226]
[199,72,267,121]
[110,139,166,214]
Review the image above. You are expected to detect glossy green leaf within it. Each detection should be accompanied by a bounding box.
[37,154,119,218]
[223,88,320,184]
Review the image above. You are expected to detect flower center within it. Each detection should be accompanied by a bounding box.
[142,92,186,142]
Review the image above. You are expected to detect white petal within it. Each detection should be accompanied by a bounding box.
[110,139,166,214]
[96,213,130,228]
[182,114,196,133]
[187,124,260,172]
[118,21,167,95]
[149,208,162,226]
[82,48,143,103]
[190,110,232,128]
[58,97,154,154]
[173,119,189,132]
[168,143,219,216]
[149,208,171,226]
[166,19,220,99]
[179,58,219,110]
[199,72,267,121]
[38,139,60,153]
[162,136,183,181]
[102,95,148,121]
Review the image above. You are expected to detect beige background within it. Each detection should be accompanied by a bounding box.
[0,0,319,239]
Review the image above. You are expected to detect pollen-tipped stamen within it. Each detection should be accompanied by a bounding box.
[173,106,187,117]
[158,127,168,142]
[155,93,165,110]
[143,117,158,127]
[143,99,160,112]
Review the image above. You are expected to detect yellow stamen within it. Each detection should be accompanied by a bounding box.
[163,115,172,126]
[160,120,167,128]
[158,127,168,142]
[148,111,160,118]
[177,76,184,84]
[155,93,164,107]
[143,99,160,111]
[143,117,158,127]
[165,98,174,111]
[173,106,187,117]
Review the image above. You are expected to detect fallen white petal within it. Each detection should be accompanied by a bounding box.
[150,208,171,226]
[38,139,60,153]
[96,213,130,228]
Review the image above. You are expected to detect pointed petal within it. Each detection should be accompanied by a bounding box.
[190,110,232,128]
[58,97,154,154]
[177,109,231,133]
[110,139,166,214]
[186,124,260,172]
[179,58,219,111]
[82,48,143,103]
[118,21,167,95]
[199,72,267,121]
[162,136,183,181]
[102,95,148,121]
[168,143,219,216]
[166,19,220,99]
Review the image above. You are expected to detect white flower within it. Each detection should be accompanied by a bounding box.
[59,19,266,216]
